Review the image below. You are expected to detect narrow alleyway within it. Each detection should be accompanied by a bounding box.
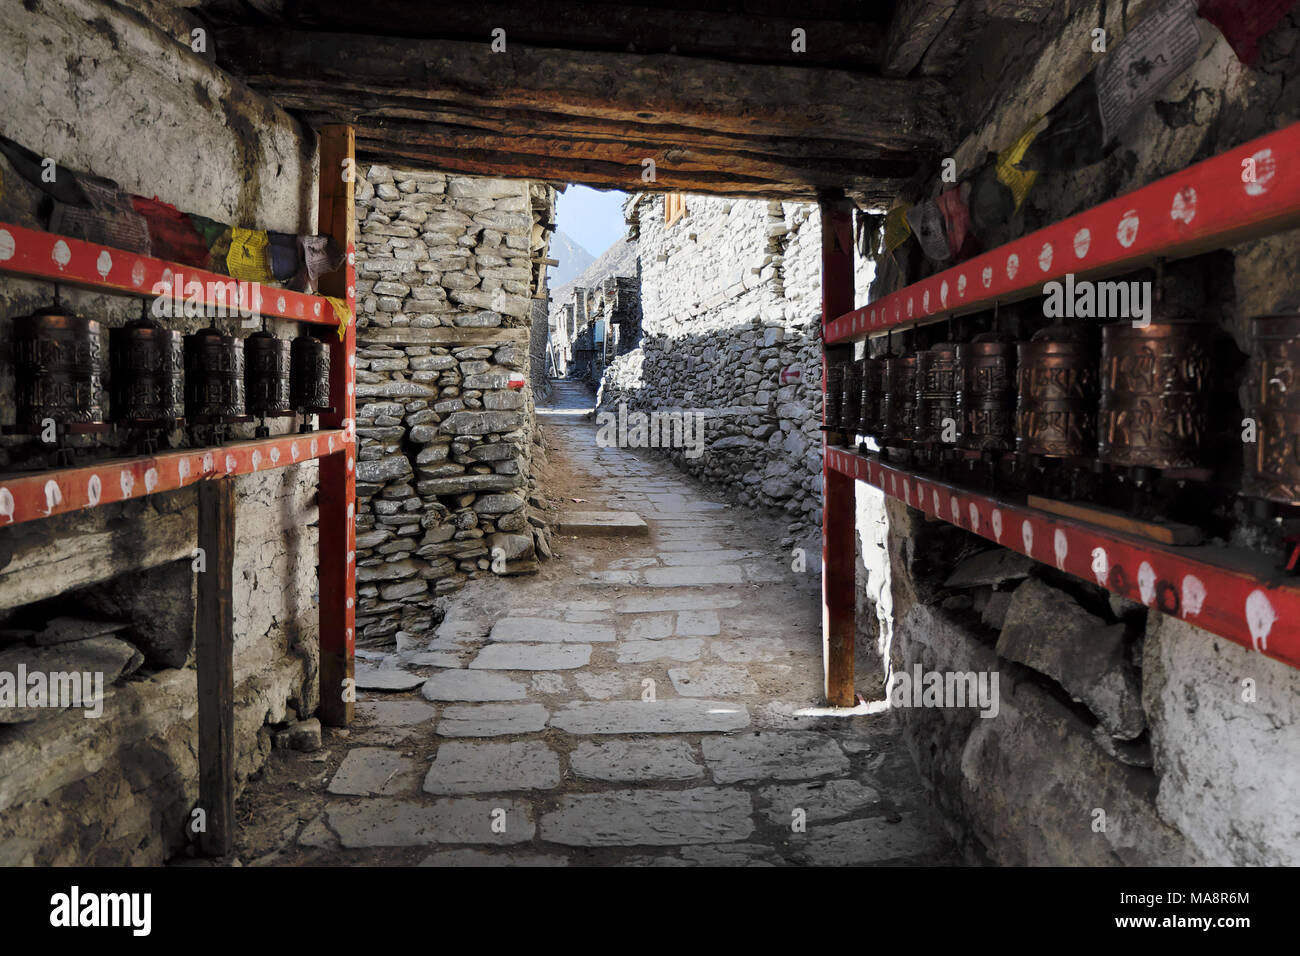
[232,380,960,866]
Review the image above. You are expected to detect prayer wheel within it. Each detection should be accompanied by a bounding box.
[290,332,331,413]
[1016,324,1098,458]
[184,325,245,420]
[244,330,292,417]
[1099,318,1213,469]
[881,351,918,447]
[13,300,106,427]
[109,314,183,425]
[957,332,1016,452]
[824,361,843,431]
[840,358,863,441]
[858,355,884,437]
[915,343,959,445]
[1243,314,1300,504]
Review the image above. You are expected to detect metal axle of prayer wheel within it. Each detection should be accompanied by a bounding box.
[914,342,959,470]
[839,358,863,448]
[9,289,111,465]
[290,332,333,432]
[245,328,293,438]
[823,360,844,436]
[857,354,884,449]
[184,324,250,445]
[110,300,184,453]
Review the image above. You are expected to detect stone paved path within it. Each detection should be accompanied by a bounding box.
[235,379,961,866]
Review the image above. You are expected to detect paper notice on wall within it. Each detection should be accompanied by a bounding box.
[1096,0,1202,143]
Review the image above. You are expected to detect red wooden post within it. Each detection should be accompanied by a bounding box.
[316,125,357,727]
[821,195,856,707]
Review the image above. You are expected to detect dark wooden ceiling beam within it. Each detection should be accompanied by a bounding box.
[214,28,948,152]
[880,0,962,77]
[248,0,890,70]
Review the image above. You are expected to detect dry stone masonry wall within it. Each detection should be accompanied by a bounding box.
[352,167,556,646]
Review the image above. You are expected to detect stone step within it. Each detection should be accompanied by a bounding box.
[557,510,649,536]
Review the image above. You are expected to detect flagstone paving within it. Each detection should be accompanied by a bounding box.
[233,380,962,867]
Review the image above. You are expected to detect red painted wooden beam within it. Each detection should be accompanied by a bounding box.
[0,222,343,327]
[826,120,1300,344]
[825,446,1300,672]
[0,429,349,528]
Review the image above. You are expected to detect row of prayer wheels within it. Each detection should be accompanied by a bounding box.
[9,296,332,431]
[825,313,1300,507]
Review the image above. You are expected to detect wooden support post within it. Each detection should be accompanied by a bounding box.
[317,124,357,727]
[820,195,857,707]
[196,478,235,857]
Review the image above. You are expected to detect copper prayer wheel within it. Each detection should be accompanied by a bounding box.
[184,325,245,420]
[290,333,332,412]
[13,301,106,427]
[109,316,183,425]
[823,361,843,431]
[858,356,884,436]
[1016,324,1098,458]
[840,358,863,439]
[1243,314,1300,504]
[1099,319,1212,469]
[245,330,292,417]
[914,343,959,445]
[881,351,918,446]
[957,332,1016,452]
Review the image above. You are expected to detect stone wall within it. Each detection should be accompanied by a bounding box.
[861,3,1300,865]
[352,167,555,646]
[0,0,320,864]
[597,195,873,542]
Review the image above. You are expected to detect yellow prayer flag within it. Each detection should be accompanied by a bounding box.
[326,296,352,341]
[883,204,913,253]
[227,227,274,283]
[996,116,1046,212]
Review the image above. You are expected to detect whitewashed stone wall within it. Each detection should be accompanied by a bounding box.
[0,0,320,864]
[599,195,874,541]
[861,5,1300,865]
[352,168,554,645]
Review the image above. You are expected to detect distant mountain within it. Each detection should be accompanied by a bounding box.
[549,235,638,315]
[547,230,597,289]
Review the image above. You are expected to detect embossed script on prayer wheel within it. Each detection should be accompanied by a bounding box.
[1016,324,1098,458]
[184,325,245,420]
[915,343,958,445]
[110,317,183,424]
[840,358,863,440]
[824,361,843,431]
[858,356,884,436]
[290,333,331,412]
[957,333,1015,452]
[1243,315,1300,504]
[245,330,292,417]
[13,303,106,426]
[1099,320,1212,469]
[881,352,918,446]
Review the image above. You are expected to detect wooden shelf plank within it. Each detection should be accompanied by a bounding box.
[825,445,1300,672]
[826,120,1300,343]
[0,428,350,528]
[0,222,345,327]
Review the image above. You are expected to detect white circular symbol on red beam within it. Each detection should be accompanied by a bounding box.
[1053,529,1068,569]
[43,480,62,515]
[277,296,286,314]
[291,442,300,462]
[1244,149,1276,198]
[968,503,979,531]
[87,474,101,507]
[922,289,930,312]
[1073,228,1091,259]
[96,251,112,279]
[940,280,949,307]
[1116,210,1140,248]
[0,230,14,262]
[1181,575,1205,618]
[270,446,281,465]
[1021,520,1033,555]
[991,508,1003,541]
[225,454,237,473]
[52,240,71,270]
[1038,243,1053,272]
[251,450,262,471]
[144,468,159,494]
[132,261,146,287]
[120,470,135,498]
[0,487,13,523]
[981,266,993,288]
[1170,186,1197,225]
[957,274,967,297]
[1006,253,1019,280]
[1090,547,1108,587]
[1245,589,1276,651]
[1138,561,1156,605]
